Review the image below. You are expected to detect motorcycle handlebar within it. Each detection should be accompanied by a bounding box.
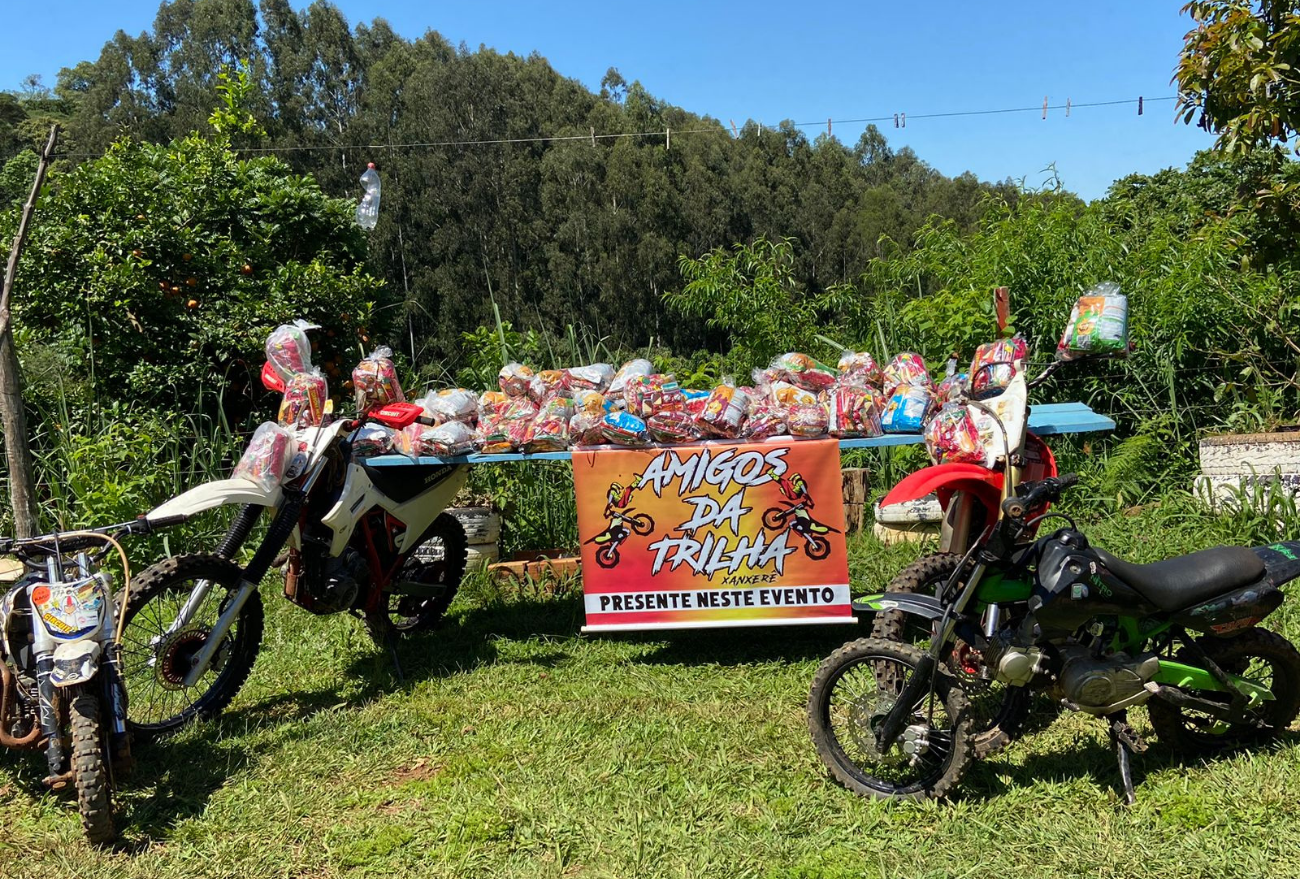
[1001,474,1078,522]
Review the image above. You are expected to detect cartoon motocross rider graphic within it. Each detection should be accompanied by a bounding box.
[585,475,656,568]
[761,467,836,560]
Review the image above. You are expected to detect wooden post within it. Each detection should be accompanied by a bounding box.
[0,124,58,537]
[841,468,870,533]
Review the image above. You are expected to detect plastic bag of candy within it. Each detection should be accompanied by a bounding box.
[498,362,534,397]
[525,399,572,452]
[569,411,607,447]
[265,323,313,382]
[881,384,934,434]
[418,388,478,425]
[478,390,508,419]
[392,423,422,457]
[648,410,703,444]
[925,403,985,465]
[624,373,684,419]
[769,380,819,408]
[771,352,838,392]
[421,421,477,457]
[970,335,1028,398]
[695,382,752,438]
[601,411,649,447]
[608,359,653,395]
[682,389,710,417]
[882,352,932,398]
[743,400,788,440]
[353,423,395,458]
[567,363,615,392]
[838,351,882,386]
[573,389,607,416]
[477,398,537,453]
[278,369,328,428]
[828,381,885,439]
[787,403,828,438]
[352,347,404,411]
[232,422,295,492]
[1057,284,1129,360]
[528,369,571,403]
[935,371,969,403]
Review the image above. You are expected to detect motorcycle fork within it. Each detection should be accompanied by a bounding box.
[181,494,304,688]
[875,560,989,753]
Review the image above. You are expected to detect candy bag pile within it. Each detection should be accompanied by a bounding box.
[353,347,405,411]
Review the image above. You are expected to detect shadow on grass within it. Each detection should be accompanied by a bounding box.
[960,723,1300,804]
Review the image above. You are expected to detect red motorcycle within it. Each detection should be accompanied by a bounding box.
[585,506,655,568]
[879,362,1061,554]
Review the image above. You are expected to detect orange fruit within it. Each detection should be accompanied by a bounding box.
[186,299,199,309]
[186,277,197,287]
[241,263,252,275]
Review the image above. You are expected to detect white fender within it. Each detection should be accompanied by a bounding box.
[146,478,282,524]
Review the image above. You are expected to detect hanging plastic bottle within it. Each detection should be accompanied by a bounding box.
[355,162,381,231]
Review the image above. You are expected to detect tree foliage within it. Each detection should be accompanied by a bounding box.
[1176,1,1300,154]
[5,131,384,412]
[0,0,1022,374]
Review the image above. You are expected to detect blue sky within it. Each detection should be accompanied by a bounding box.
[4,1,1213,200]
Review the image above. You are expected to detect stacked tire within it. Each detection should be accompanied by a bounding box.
[450,506,501,571]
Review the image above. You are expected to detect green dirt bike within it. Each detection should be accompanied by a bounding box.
[807,473,1300,803]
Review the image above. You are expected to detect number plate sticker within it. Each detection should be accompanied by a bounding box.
[32,577,105,640]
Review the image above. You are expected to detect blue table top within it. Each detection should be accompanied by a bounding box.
[364,401,1114,467]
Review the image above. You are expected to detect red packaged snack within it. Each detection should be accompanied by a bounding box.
[352,423,395,457]
[696,383,752,438]
[648,410,703,444]
[265,324,313,381]
[828,381,884,438]
[525,397,574,451]
[278,369,328,428]
[566,363,615,391]
[477,398,537,453]
[498,362,534,397]
[743,401,788,440]
[787,403,828,438]
[623,374,684,419]
[232,422,294,491]
[771,352,838,392]
[528,369,571,403]
[837,351,882,386]
[970,335,1029,398]
[352,347,405,411]
[925,403,984,465]
[882,352,932,398]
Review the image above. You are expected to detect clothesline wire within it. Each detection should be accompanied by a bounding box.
[49,95,1182,160]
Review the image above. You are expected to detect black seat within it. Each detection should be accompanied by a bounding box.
[1094,546,1266,612]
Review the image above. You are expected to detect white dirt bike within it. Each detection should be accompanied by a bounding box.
[119,371,469,737]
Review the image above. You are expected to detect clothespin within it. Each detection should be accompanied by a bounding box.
[1042,96,1048,120]
[1137,96,1143,115]
[665,128,670,150]
[827,117,832,137]
[893,113,899,129]
[1066,98,1071,117]
[730,119,738,137]
[590,126,596,147]
[900,112,906,128]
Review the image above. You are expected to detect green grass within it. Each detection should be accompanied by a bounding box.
[3,504,1300,878]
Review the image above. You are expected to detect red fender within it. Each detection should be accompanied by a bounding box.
[879,463,1004,517]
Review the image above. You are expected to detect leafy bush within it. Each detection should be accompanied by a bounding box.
[5,132,389,411]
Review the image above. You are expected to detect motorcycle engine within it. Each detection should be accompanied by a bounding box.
[1050,646,1160,715]
[311,548,368,615]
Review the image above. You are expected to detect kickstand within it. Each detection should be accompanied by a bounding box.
[1107,711,1145,806]
[386,633,406,687]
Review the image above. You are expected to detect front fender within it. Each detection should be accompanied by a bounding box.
[852,591,946,620]
[146,478,282,525]
[879,463,1004,517]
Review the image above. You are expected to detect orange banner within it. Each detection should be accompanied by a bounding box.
[574,438,853,631]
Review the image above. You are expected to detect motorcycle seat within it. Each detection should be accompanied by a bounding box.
[1094,546,1266,612]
